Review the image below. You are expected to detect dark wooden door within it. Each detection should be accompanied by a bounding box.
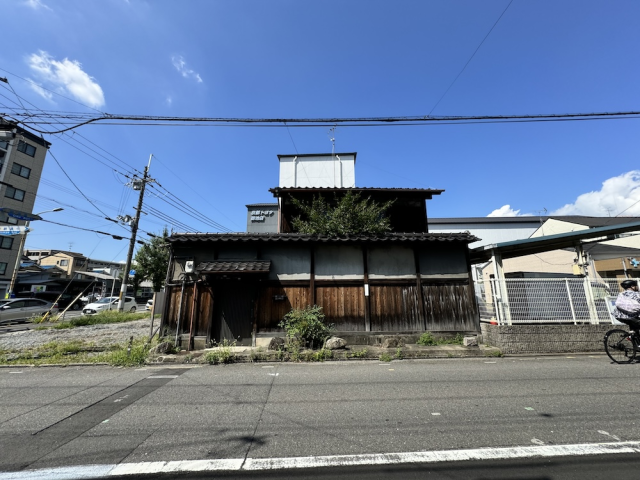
[212,283,256,346]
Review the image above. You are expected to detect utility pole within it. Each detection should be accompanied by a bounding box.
[117,154,152,312]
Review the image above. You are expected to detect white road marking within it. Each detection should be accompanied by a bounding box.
[268,373,279,376]
[147,375,178,378]
[3,442,640,478]
[0,464,115,479]
[598,430,621,441]
[8,371,23,374]
[431,413,441,416]
[531,438,545,445]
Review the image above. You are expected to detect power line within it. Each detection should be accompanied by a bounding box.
[5,110,640,134]
[0,67,105,114]
[47,149,111,218]
[428,0,514,115]
[150,153,239,230]
[147,183,232,232]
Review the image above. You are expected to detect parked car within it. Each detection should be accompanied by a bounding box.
[0,298,58,323]
[82,296,137,315]
[145,298,153,311]
[18,292,85,311]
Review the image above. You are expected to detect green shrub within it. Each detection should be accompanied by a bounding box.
[278,305,334,349]
[394,347,403,360]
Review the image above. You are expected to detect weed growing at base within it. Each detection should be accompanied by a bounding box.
[379,353,393,362]
[417,332,464,346]
[0,336,157,367]
[31,310,149,328]
[348,348,368,359]
[203,340,236,365]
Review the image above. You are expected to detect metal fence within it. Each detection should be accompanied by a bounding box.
[476,277,624,325]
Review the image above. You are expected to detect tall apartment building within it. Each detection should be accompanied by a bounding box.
[0,119,50,298]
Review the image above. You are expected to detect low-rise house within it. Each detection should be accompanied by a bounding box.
[161,153,479,349]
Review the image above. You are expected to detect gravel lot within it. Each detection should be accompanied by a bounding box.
[0,318,153,351]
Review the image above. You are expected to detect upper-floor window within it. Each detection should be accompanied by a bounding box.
[3,216,18,225]
[0,237,13,250]
[11,163,31,179]
[60,259,69,266]
[0,141,7,167]
[17,140,36,157]
[4,186,25,201]
[0,262,7,276]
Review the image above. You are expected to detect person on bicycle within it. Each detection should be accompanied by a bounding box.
[612,279,640,330]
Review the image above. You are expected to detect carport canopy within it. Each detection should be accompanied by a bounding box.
[469,220,640,264]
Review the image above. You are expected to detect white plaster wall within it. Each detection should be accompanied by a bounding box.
[279,154,356,188]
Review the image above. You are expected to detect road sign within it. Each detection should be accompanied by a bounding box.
[129,269,136,276]
[0,208,42,221]
[0,226,28,236]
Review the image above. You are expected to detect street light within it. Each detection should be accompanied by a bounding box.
[7,207,64,298]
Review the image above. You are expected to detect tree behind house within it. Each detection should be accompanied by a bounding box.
[134,227,170,292]
[291,190,394,236]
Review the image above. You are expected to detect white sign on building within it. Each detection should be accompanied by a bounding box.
[0,226,28,236]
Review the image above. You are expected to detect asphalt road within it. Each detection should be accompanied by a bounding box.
[1,355,640,478]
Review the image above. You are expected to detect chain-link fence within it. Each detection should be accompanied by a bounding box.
[475,277,624,325]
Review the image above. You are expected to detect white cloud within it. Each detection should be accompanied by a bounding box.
[165,95,173,106]
[24,0,51,10]
[27,51,105,108]
[552,170,640,217]
[487,205,522,217]
[172,55,203,83]
[27,81,53,102]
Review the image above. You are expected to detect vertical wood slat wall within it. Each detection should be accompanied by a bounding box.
[165,280,479,337]
[315,285,366,331]
[163,244,480,339]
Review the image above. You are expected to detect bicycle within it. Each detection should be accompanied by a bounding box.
[604,327,640,363]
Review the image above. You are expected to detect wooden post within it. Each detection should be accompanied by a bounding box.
[362,245,371,331]
[206,283,215,347]
[309,246,315,305]
[414,247,427,330]
[187,282,198,351]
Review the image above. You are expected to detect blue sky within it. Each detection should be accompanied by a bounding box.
[1,0,640,262]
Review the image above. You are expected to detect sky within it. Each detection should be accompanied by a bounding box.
[1,0,640,263]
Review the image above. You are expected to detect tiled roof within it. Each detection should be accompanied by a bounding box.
[170,232,479,244]
[197,260,271,273]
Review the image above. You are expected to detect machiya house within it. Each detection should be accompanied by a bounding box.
[160,153,480,349]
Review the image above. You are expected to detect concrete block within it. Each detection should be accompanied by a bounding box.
[463,336,478,347]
